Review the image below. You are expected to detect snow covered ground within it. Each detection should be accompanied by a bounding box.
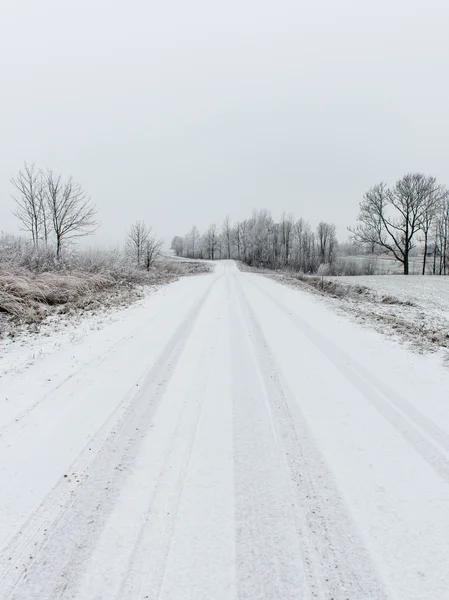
[335,274,449,311]
[341,254,426,275]
[0,285,157,380]
[1,261,449,599]
[328,275,449,355]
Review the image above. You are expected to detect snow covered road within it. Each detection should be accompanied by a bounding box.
[1,260,449,600]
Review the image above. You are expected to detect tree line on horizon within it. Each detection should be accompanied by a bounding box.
[171,212,338,274]
[7,163,449,276]
[173,173,449,275]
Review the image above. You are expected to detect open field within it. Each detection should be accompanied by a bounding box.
[333,274,449,313]
[336,254,430,276]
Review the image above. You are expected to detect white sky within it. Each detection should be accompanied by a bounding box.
[1,0,449,246]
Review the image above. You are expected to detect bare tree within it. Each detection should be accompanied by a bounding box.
[420,185,448,274]
[433,199,449,275]
[392,174,440,274]
[173,211,339,274]
[143,232,163,270]
[239,220,250,263]
[171,236,184,257]
[350,174,439,274]
[280,213,294,266]
[302,223,317,272]
[317,221,337,265]
[126,221,155,268]
[45,171,98,258]
[11,163,46,246]
[37,178,49,246]
[349,183,391,260]
[222,216,233,259]
[292,218,304,268]
[233,222,242,260]
[187,226,200,258]
[250,210,273,266]
[205,224,218,260]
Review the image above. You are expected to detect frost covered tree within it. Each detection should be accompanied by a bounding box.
[126,221,162,269]
[222,217,233,259]
[45,171,98,259]
[126,221,149,267]
[171,236,184,257]
[420,185,448,274]
[432,198,449,275]
[205,224,219,260]
[317,221,338,265]
[11,163,47,247]
[350,174,442,274]
[280,213,294,266]
[173,211,338,274]
[12,164,97,258]
[187,226,200,259]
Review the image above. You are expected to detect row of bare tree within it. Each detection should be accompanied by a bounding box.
[11,163,98,259]
[350,173,449,275]
[172,211,338,272]
[14,164,448,276]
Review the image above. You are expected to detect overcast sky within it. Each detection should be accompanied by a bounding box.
[1,0,448,247]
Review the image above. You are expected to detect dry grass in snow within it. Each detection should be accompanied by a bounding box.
[0,257,212,340]
[0,270,115,320]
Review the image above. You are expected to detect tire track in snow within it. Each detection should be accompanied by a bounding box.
[247,277,449,486]
[115,316,219,600]
[154,275,236,600]
[0,285,193,439]
[233,274,389,600]
[230,283,307,599]
[0,276,220,600]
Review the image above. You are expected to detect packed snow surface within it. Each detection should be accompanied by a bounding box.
[1,261,449,599]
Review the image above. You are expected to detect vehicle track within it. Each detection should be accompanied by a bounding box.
[0,284,194,439]
[233,274,388,599]
[246,277,449,485]
[0,276,220,600]
[2,262,449,600]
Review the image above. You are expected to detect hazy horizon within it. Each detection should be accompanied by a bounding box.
[1,0,449,248]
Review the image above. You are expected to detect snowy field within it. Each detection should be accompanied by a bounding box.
[343,254,426,275]
[327,274,449,355]
[335,274,449,312]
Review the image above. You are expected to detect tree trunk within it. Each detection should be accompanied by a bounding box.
[403,251,409,275]
[422,232,428,275]
[56,236,62,259]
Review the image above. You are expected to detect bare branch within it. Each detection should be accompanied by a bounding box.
[45,171,98,258]
[11,163,47,246]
